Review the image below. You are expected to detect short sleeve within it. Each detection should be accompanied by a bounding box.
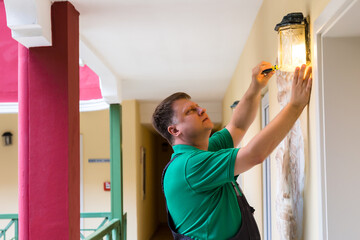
[208,128,234,151]
[185,148,239,192]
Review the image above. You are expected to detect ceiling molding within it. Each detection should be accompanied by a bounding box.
[0,102,18,114]
[0,99,108,114]
[79,99,109,112]
[80,40,122,104]
[3,0,52,48]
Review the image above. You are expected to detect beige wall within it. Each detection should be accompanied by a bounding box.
[223,0,330,239]
[0,113,17,240]
[137,126,158,240]
[123,99,159,240]
[122,100,140,240]
[80,110,111,214]
[0,113,18,214]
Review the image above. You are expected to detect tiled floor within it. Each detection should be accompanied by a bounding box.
[150,224,172,240]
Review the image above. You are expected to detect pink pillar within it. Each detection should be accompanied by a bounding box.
[18,2,80,239]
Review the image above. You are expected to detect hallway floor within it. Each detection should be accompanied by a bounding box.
[150,223,172,240]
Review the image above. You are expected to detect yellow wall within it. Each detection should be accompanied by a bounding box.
[122,100,139,240]
[80,110,111,214]
[79,110,111,235]
[0,113,17,240]
[223,0,330,239]
[122,99,158,240]
[137,126,158,240]
[0,113,18,214]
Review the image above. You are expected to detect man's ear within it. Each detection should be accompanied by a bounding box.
[168,125,180,137]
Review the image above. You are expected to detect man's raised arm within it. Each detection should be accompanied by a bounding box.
[226,61,275,147]
[234,65,312,175]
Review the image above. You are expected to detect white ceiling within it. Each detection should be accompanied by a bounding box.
[70,0,263,102]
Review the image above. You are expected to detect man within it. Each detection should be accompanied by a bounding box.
[152,61,312,240]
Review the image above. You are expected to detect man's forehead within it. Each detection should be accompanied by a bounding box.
[173,99,196,111]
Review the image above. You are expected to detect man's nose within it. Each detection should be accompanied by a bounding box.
[197,107,206,115]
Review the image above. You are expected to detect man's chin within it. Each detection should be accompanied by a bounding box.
[206,122,214,130]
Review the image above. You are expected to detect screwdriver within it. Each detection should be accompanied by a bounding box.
[261,65,278,75]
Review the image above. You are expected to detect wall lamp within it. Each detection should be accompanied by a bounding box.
[2,132,13,146]
[275,12,310,72]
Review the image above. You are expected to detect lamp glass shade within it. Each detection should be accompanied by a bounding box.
[277,24,306,72]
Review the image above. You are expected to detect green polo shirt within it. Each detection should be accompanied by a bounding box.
[164,128,241,240]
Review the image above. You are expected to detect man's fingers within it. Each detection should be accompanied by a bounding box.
[267,70,275,78]
[303,66,312,86]
[306,77,313,92]
[260,61,271,67]
[260,63,273,72]
[254,61,272,76]
[299,64,306,85]
[293,67,300,85]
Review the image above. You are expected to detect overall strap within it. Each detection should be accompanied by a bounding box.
[162,155,193,240]
[229,181,260,240]
[231,182,255,214]
[161,155,179,192]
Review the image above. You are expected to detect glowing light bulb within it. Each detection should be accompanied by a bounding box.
[291,43,306,68]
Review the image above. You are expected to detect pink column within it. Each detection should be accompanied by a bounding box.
[18,2,80,239]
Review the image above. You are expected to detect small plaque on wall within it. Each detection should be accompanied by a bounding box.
[88,158,110,163]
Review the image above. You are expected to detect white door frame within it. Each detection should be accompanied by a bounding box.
[314,0,358,239]
[261,92,271,240]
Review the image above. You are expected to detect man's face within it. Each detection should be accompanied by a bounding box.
[170,98,214,140]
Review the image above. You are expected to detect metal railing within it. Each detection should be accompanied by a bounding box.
[85,213,126,240]
[0,214,18,240]
[0,212,126,240]
[80,212,112,239]
[84,218,120,240]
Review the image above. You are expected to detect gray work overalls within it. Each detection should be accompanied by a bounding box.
[162,156,261,240]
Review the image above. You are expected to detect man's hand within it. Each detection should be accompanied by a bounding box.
[234,64,313,175]
[252,61,275,90]
[290,64,312,110]
[227,61,275,146]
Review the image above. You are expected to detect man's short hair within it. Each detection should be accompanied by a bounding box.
[152,92,191,145]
